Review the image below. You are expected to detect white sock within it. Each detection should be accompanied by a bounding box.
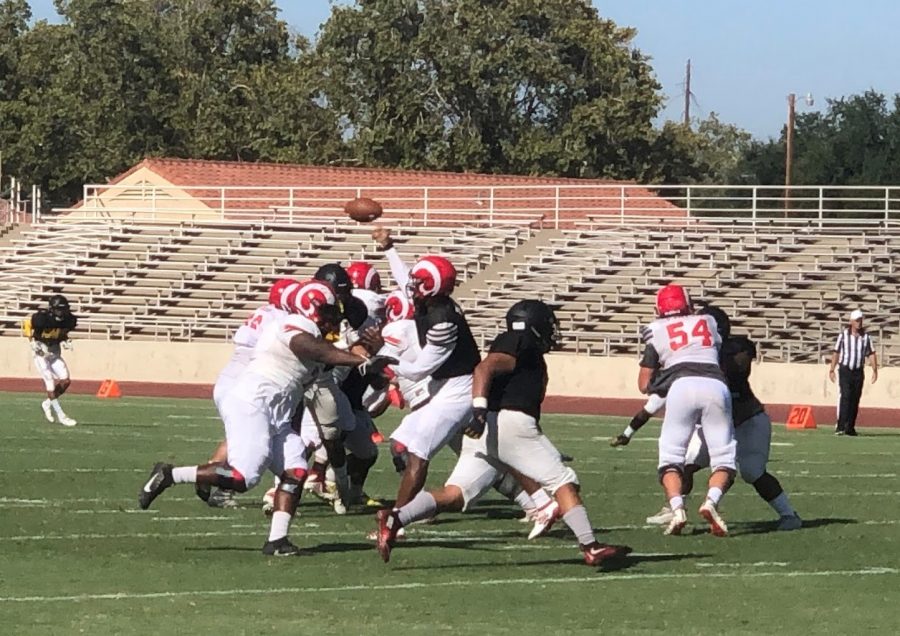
[623,425,636,439]
[268,511,292,542]
[769,492,796,517]
[529,488,553,509]
[561,505,596,545]
[514,490,536,512]
[397,491,437,527]
[172,466,198,484]
[49,399,66,416]
[668,495,684,511]
[706,487,724,506]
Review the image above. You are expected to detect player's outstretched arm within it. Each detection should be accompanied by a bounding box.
[372,226,410,289]
[289,331,368,368]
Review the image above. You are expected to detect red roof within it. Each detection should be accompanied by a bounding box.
[102,157,682,225]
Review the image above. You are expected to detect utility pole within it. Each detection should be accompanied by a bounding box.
[683,59,692,126]
[784,93,796,216]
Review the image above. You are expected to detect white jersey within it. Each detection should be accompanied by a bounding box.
[380,319,440,409]
[233,313,324,426]
[642,314,721,368]
[219,304,286,381]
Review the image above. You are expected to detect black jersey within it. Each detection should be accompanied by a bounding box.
[721,335,765,425]
[30,309,77,346]
[487,331,548,420]
[414,296,480,380]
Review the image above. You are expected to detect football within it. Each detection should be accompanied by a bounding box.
[344,197,383,223]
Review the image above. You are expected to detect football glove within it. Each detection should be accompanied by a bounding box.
[610,434,631,447]
[357,355,398,379]
[30,341,50,356]
[464,407,488,439]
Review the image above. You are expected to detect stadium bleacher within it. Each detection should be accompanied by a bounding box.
[2,216,898,364]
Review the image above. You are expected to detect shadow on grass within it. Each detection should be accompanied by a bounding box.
[728,517,856,536]
[391,550,709,573]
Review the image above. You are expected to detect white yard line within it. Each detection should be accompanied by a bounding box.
[0,568,895,603]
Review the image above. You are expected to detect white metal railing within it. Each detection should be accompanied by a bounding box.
[44,183,900,228]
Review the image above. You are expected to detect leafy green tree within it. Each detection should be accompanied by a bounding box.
[315,0,662,179]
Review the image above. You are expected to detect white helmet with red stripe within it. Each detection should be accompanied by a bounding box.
[384,290,414,322]
[281,279,337,325]
[346,261,382,292]
[407,255,456,299]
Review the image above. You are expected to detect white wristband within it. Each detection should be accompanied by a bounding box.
[472,397,488,409]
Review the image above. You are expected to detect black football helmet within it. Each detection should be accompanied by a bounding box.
[48,294,71,319]
[699,304,731,340]
[314,263,352,301]
[505,300,560,353]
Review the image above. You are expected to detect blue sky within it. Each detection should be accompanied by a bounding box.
[26,0,900,139]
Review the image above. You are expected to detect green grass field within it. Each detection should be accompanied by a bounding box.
[0,391,898,635]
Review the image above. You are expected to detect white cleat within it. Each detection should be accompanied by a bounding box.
[777,513,803,531]
[699,500,728,537]
[646,505,675,525]
[41,400,55,423]
[528,500,561,540]
[331,496,347,515]
[58,415,77,427]
[663,507,688,535]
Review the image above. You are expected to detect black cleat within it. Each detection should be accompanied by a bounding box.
[845,430,859,437]
[609,435,630,448]
[195,482,211,503]
[262,537,302,556]
[139,462,174,510]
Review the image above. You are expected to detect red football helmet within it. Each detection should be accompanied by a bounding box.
[656,284,692,318]
[346,261,382,292]
[407,255,456,299]
[384,290,414,322]
[268,278,299,306]
[283,280,337,323]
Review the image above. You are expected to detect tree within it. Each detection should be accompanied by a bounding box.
[314,0,662,178]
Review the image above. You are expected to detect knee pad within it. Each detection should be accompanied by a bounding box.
[215,465,249,492]
[277,468,308,495]
[391,441,408,473]
[492,472,522,501]
[657,463,684,484]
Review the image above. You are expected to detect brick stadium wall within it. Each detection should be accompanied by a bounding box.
[1,337,897,427]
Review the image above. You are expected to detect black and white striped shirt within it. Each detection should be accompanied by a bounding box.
[833,329,874,370]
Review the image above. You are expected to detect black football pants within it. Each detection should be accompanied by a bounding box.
[837,367,864,433]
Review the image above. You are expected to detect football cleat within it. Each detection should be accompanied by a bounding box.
[138,462,174,510]
[699,500,728,537]
[777,513,803,531]
[528,500,561,540]
[261,487,277,515]
[663,507,688,536]
[332,496,347,515]
[58,415,77,427]
[41,400,55,423]
[207,488,238,509]
[375,508,401,562]
[610,434,630,447]
[366,526,406,541]
[646,505,675,525]
[580,542,633,566]
[262,537,302,557]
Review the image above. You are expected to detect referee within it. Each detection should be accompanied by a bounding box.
[828,309,878,436]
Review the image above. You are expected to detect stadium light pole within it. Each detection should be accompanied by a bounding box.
[784,92,814,216]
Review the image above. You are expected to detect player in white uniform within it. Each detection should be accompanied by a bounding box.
[639,284,736,536]
[199,278,298,508]
[138,280,395,556]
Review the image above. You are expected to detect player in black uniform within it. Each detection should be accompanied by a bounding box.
[375,300,631,566]
[27,295,78,426]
